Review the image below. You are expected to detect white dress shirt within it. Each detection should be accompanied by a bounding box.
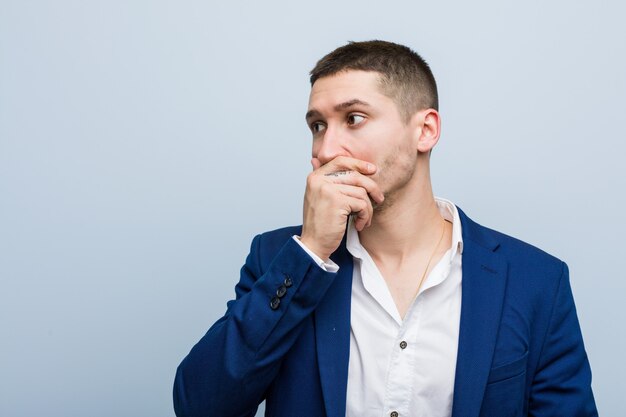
[294,197,464,417]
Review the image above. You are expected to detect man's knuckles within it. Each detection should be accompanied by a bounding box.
[329,156,374,173]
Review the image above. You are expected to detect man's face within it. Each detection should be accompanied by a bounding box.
[306,70,419,207]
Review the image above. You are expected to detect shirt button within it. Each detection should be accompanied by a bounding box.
[276,284,287,298]
[390,411,399,417]
[270,296,281,310]
[399,341,408,349]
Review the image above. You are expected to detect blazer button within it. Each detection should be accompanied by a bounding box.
[283,275,293,287]
[270,296,281,310]
[276,284,287,298]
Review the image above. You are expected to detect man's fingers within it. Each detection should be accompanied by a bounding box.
[343,194,373,231]
[325,172,384,204]
[335,184,373,210]
[335,185,374,232]
[316,156,376,176]
[311,156,383,204]
[337,184,374,227]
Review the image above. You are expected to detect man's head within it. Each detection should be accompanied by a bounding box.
[310,40,438,123]
[306,41,442,212]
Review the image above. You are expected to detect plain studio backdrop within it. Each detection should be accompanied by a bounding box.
[1,0,624,416]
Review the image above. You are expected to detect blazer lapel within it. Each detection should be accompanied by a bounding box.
[451,207,508,417]
[314,241,353,417]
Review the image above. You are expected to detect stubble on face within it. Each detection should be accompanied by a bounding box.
[372,143,417,214]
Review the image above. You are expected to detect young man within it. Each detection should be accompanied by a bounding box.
[173,41,597,417]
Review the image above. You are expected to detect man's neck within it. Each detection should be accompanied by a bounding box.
[358,183,445,265]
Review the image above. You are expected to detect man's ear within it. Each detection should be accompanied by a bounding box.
[413,109,441,154]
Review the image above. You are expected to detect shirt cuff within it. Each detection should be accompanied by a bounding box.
[292,235,340,273]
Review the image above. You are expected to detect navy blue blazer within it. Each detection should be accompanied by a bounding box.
[174,206,597,417]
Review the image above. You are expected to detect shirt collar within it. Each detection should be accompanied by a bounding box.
[346,196,464,260]
[435,196,464,258]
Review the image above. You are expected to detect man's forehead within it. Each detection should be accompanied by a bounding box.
[310,70,382,94]
[307,70,388,110]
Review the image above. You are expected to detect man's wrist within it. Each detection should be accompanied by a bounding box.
[292,236,339,273]
[298,236,331,262]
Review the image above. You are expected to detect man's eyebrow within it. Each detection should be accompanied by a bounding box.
[334,99,371,112]
[305,109,322,122]
[305,99,372,122]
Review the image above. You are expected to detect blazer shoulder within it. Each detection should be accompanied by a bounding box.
[254,225,303,249]
[465,215,569,304]
[486,224,563,267]
[458,206,565,275]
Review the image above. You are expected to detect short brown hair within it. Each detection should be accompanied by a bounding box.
[310,40,438,122]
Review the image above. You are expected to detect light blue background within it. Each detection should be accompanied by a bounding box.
[1,1,624,416]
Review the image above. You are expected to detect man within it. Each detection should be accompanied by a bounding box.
[173,40,597,417]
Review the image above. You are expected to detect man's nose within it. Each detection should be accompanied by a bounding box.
[315,127,350,166]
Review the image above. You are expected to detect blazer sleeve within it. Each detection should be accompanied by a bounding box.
[528,261,598,416]
[173,233,338,417]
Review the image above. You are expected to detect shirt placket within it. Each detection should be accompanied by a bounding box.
[381,300,422,417]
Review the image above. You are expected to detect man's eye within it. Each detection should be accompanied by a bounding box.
[311,122,326,134]
[347,114,365,126]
